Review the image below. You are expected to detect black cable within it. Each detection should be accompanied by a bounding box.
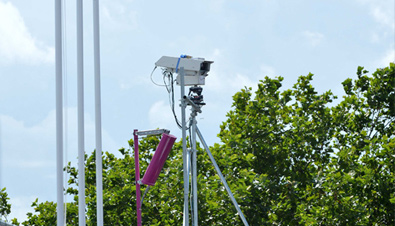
[169,73,180,127]
[162,69,172,93]
[158,69,192,131]
[162,70,191,130]
[150,66,166,87]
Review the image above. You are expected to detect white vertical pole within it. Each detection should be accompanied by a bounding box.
[180,68,189,226]
[76,0,85,225]
[0,117,2,188]
[55,0,64,225]
[93,0,104,225]
[192,117,198,226]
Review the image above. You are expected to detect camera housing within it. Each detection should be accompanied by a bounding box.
[155,56,213,86]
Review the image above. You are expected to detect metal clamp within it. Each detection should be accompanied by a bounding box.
[183,96,202,113]
[135,129,170,136]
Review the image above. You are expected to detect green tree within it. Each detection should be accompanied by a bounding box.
[0,188,11,222]
[17,136,188,226]
[308,65,395,225]
[14,63,395,225]
[218,73,337,225]
[0,188,22,225]
[218,63,395,225]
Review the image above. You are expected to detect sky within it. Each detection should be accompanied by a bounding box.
[0,0,394,222]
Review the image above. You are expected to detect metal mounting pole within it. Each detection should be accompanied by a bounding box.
[196,126,249,226]
[191,114,198,226]
[93,0,103,225]
[55,0,64,225]
[0,118,2,188]
[134,130,142,226]
[76,0,86,225]
[180,68,189,226]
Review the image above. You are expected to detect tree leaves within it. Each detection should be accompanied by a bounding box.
[0,188,11,221]
[218,63,395,225]
[5,63,395,225]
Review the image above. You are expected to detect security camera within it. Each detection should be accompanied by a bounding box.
[155,55,213,86]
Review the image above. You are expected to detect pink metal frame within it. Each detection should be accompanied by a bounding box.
[141,133,177,186]
[134,130,176,226]
[134,129,142,226]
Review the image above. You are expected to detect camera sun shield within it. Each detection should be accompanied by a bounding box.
[155,56,213,86]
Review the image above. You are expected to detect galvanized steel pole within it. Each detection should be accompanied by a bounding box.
[180,68,189,226]
[93,0,104,225]
[192,116,198,226]
[55,0,64,225]
[76,0,86,224]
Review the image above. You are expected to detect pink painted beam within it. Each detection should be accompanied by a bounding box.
[141,133,177,186]
[134,130,142,226]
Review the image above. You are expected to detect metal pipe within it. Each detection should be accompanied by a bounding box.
[55,0,64,225]
[192,116,198,226]
[135,129,170,136]
[93,0,103,225]
[76,0,85,224]
[180,68,189,226]
[134,130,142,226]
[196,127,249,226]
[0,117,2,187]
[141,133,177,186]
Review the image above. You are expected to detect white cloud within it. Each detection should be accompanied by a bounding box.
[209,0,226,12]
[371,6,394,29]
[148,101,175,130]
[0,108,119,221]
[302,31,324,47]
[377,48,395,67]
[260,64,276,77]
[118,73,151,90]
[370,32,380,43]
[1,113,55,169]
[355,0,394,68]
[0,1,54,64]
[1,108,118,169]
[102,0,138,31]
[205,48,268,97]
[355,0,394,29]
[232,73,256,90]
[8,195,37,222]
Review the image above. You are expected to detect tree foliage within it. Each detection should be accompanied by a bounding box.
[218,63,395,225]
[7,63,395,225]
[0,188,11,222]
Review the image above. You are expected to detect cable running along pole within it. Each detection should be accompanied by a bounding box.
[55,0,64,225]
[154,55,249,225]
[93,0,104,225]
